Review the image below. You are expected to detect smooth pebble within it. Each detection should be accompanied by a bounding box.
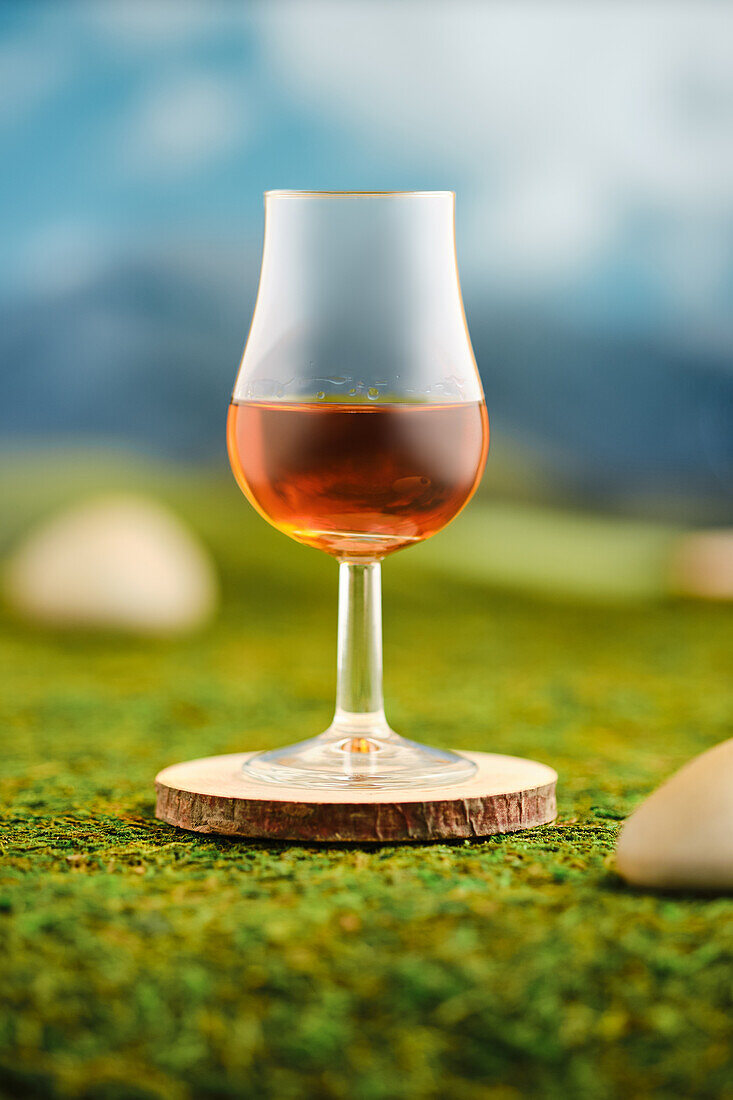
[616,738,733,891]
[3,495,218,634]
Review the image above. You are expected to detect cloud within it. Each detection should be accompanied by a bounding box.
[85,0,228,47]
[0,41,68,128]
[120,73,249,174]
[257,1,733,289]
[19,221,113,294]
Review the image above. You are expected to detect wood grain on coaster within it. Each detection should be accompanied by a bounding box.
[155,751,557,842]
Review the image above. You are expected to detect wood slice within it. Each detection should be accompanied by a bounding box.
[155,751,557,843]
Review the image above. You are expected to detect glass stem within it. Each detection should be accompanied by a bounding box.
[332,560,389,734]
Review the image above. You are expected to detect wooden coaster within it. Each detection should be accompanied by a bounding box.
[155,751,557,843]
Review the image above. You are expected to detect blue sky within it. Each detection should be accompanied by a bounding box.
[1,2,731,508]
[2,3,460,294]
[2,0,732,338]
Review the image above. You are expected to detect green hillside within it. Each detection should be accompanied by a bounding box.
[0,461,731,1099]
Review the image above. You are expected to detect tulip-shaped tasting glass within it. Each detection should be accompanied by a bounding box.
[228,191,489,788]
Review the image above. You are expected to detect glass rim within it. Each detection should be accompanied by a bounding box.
[264,189,455,199]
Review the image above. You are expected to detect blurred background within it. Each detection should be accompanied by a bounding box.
[1,0,732,609]
[3,9,733,1095]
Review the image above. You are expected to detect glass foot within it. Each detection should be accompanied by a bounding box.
[243,717,477,790]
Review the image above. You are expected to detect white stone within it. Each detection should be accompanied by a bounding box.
[670,530,733,601]
[616,738,733,891]
[3,495,218,634]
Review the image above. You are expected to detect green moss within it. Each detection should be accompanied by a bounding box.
[0,464,731,1099]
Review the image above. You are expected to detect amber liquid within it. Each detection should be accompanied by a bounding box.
[227,399,488,558]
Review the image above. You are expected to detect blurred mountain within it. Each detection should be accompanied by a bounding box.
[467,303,733,519]
[2,251,257,461]
[1,253,731,521]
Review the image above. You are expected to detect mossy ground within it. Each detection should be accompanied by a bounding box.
[0,464,731,1099]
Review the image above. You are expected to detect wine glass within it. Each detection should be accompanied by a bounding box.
[227,191,489,789]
